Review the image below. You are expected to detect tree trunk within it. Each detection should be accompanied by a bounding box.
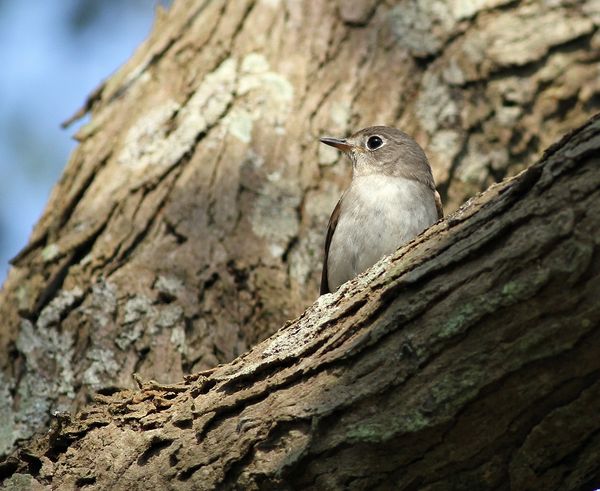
[0,0,599,458]
[2,113,599,490]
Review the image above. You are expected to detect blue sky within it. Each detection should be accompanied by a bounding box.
[0,0,166,282]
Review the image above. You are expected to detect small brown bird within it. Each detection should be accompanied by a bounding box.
[320,126,443,294]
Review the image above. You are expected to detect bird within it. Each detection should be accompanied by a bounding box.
[319,126,443,294]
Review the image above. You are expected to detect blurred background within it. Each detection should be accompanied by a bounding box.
[0,0,169,283]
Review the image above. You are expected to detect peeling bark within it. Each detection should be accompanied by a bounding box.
[1,112,599,490]
[1,0,599,458]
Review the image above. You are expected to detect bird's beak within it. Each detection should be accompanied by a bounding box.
[320,137,354,153]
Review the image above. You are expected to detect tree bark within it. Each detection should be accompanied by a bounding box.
[1,113,599,490]
[1,0,599,458]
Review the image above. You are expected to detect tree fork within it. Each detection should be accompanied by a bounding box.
[1,115,599,490]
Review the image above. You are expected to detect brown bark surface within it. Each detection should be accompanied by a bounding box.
[0,0,599,457]
[1,112,599,490]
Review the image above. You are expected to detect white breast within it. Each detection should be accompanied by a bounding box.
[327,175,438,292]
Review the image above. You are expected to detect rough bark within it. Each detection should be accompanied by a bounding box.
[1,112,599,491]
[1,0,599,457]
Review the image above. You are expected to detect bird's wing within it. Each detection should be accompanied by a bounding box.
[434,190,444,219]
[320,197,342,295]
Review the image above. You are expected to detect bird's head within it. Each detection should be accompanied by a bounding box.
[320,126,433,183]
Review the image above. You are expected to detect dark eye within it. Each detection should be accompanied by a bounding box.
[366,135,383,150]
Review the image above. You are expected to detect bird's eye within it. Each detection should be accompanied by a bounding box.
[366,135,383,150]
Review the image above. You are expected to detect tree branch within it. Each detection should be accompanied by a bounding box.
[2,113,599,490]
